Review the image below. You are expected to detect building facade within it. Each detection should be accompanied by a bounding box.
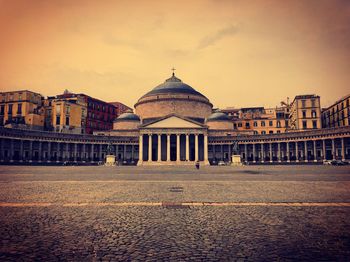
[0,74,349,165]
[322,94,350,128]
[0,90,45,130]
[289,95,321,130]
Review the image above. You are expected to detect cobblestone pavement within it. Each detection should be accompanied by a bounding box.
[0,165,349,261]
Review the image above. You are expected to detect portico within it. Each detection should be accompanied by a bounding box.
[138,115,209,165]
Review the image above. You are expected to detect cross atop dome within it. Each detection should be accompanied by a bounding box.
[171,67,176,76]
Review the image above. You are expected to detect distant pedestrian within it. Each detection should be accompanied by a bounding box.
[195,161,200,170]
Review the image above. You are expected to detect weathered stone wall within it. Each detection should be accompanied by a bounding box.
[135,95,212,120]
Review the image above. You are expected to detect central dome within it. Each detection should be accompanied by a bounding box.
[140,73,207,99]
[135,73,213,123]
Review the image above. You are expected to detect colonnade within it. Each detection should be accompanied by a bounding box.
[138,133,208,164]
[239,137,349,163]
[0,139,138,164]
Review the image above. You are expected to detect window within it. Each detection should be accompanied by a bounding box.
[269,121,273,126]
[56,116,61,125]
[269,131,273,134]
[301,100,306,108]
[0,105,4,115]
[18,94,22,101]
[17,104,22,114]
[285,120,289,127]
[253,131,258,135]
[238,123,242,127]
[261,131,266,135]
[311,110,316,118]
[302,110,306,118]
[8,104,13,114]
[65,117,69,126]
[277,130,281,133]
[261,121,265,127]
[312,120,317,129]
[302,120,307,129]
[311,99,315,107]
[245,122,250,128]
[66,106,70,114]
[276,121,281,127]
[56,105,61,115]
[253,121,257,127]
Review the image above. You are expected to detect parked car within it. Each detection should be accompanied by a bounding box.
[218,161,226,166]
[331,160,349,166]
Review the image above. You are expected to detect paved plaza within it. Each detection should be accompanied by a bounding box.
[0,165,349,261]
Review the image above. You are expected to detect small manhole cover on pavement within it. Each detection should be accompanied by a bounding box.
[168,186,184,193]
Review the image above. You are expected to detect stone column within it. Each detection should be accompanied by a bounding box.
[98,144,102,161]
[19,140,23,162]
[82,144,86,162]
[115,144,119,160]
[341,138,345,161]
[186,134,190,161]
[261,143,264,163]
[269,143,273,163]
[157,134,161,162]
[286,142,290,162]
[220,144,223,161]
[74,143,77,162]
[47,142,51,162]
[9,139,14,162]
[194,134,199,162]
[56,143,60,162]
[304,141,308,162]
[167,134,170,162]
[65,143,69,161]
[213,144,216,160]
[278,142,281,162]
[244,144,248,162]
[29,140,33,162]
[228,142,232,162]
[204,135,209,164]
[139,135,143,164]
[38,141,42,162]
[91,144,94,162]
[123,145,127,161]
[148,134,152,162]
[177,134,181,162]
[332,139,336,160]
[313,140,317,162]
[252,144,256,163]
[131,145,134,161]
[295,142,299,162]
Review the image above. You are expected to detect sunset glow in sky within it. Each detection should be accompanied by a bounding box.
[0,0,349,109]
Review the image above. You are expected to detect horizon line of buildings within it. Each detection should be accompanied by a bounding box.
[0,89,349,135]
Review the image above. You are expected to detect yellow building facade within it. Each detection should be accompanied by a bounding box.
[0,90,45,130]
[289,95,321,130]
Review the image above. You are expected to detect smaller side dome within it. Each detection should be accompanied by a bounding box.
[114,112,140,122]
[206,112,230,121]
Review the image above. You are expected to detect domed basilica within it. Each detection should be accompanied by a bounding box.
[108,72,237,165]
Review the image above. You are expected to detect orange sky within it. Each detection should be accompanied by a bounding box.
[0,0,349,109]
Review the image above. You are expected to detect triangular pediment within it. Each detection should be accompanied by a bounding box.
[143,115,204,128]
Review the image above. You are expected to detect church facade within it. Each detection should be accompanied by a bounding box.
[0,73,350,165]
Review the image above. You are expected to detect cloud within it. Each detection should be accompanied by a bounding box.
[198,24,239,49]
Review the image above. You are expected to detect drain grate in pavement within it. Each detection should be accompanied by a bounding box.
[162,202,189,209]
[168,186,184,192]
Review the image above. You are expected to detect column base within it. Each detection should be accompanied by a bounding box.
[314,159,318,162]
